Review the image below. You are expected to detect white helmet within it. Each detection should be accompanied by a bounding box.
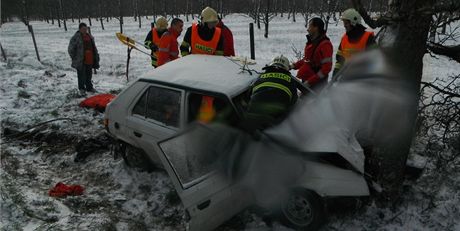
[341,8,362,26]
[155,17,168,30]
[267,55,290,71]
[201,7,219,23]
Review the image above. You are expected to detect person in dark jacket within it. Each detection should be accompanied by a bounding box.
[68,23,100,95]
[216,17,235,56]
[244,55,299,132]
[180,7,224,56]
[333,8,377,76]
[144,17,168,67]
[291,17,333,92]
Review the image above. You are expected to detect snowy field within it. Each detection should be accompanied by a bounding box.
[1,14,459,230]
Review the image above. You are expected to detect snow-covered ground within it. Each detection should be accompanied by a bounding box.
[1,14,459,230]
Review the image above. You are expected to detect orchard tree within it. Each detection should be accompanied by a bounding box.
[350,0,460,200]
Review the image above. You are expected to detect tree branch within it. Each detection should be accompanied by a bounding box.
[351,0,390,29]
[427,42,460,63]
[421,81,460,98]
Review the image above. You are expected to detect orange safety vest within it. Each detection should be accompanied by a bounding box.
[191,23,222,55]
[340,31,374,60]
[151,28,161,57]
[197,96,216,123]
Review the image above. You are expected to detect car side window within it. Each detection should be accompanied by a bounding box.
[132,90,148,116]
[132,86,181,128]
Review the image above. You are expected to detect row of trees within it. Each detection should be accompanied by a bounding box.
[2,0,391,25]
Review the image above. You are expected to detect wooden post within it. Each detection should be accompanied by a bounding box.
[28,25,41,62]
[249,23,255,60]
[0,42,7,61]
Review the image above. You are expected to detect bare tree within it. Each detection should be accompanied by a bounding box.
[351,0,460,200]
[262,0,276,38]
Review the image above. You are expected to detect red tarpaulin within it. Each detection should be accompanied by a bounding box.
[79,94,116,112]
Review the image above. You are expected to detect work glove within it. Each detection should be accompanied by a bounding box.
[150,44,158,52]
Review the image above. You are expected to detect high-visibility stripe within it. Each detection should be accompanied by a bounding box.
[253,82,293,99]
[320,57,332,64]
[158,48,169,52]
[260,73,291,82]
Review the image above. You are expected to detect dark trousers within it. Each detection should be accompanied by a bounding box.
[77,65,93,91]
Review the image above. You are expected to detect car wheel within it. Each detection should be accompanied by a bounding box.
[122,143,155,172]
[279,189,326,231]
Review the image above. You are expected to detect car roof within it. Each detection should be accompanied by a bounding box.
[138,55,261,97]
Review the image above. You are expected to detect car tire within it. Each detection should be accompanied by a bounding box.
[121,142,155,172]
[278,188,326,231]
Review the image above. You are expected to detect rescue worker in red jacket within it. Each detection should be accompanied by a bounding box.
[157,18,184,66]
[216,17,235,56]
[333,8,377,76]
[180,7,224,56]
[291,17,333,92]
[144,17,168,67]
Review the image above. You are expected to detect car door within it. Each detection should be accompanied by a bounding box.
[156,123,253,231]
[156,91,252,231]
[126,84,185,165]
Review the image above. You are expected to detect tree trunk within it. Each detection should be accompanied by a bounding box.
[119,0,123,33]
[59,0,67,31]
[363,0,434,200]
[264,0,270,38]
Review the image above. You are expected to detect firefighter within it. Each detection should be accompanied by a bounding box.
[144,17,168,67]
[180,7,224,56]
[291,17,333,92]
[217,16,235,56]
[157,18,184,66]
[244,55,299,132]
[333,8,377,76]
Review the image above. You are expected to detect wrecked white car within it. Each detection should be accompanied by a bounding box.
[104,55,386,230]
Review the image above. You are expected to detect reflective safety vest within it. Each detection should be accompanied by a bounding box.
[191,23,222,55]
[197,96,216,123]
[340,31,374,60]
[151,28,161,58]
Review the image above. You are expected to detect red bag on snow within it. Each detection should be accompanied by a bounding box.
[79,94,116,112]
[49,182,84,198]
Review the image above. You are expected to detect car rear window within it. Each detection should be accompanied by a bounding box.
[132,86,181,128]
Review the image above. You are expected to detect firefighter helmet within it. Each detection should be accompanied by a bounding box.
[267,55,290,71]
[341,8,362,26]
[155,17,168,30]
[201,7,218,23]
